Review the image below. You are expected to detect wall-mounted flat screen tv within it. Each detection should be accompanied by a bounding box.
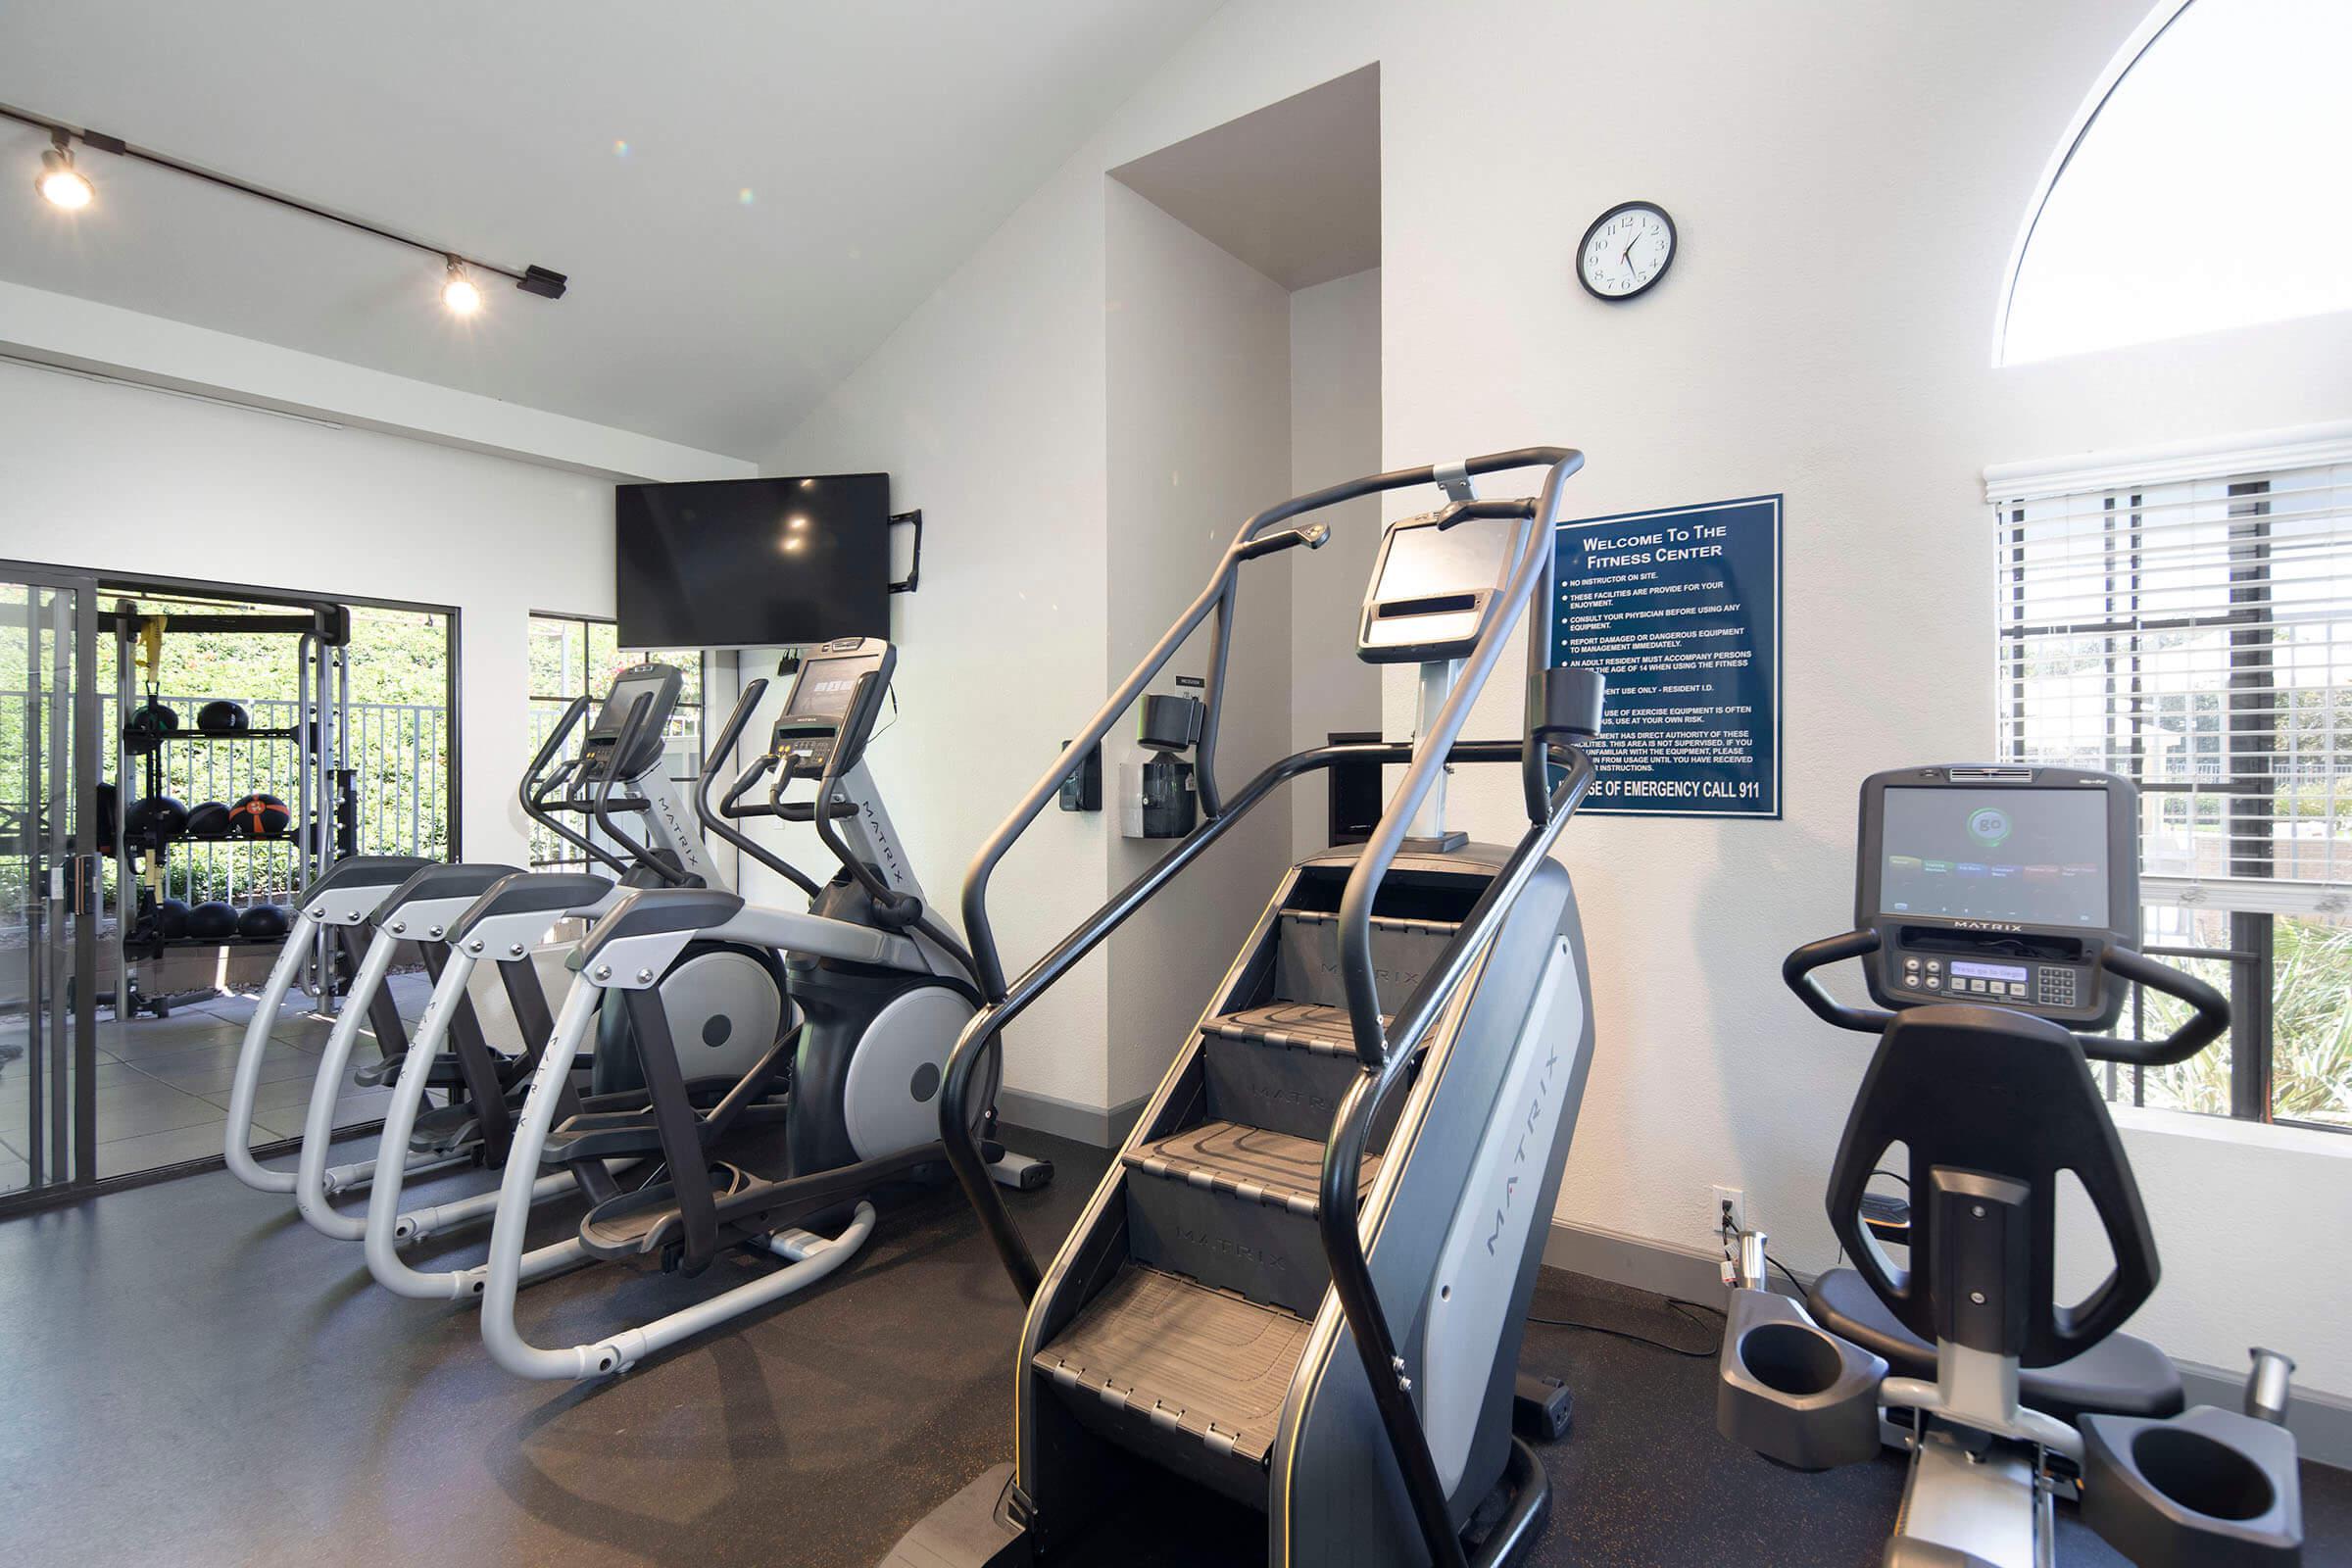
[614,472,890,648]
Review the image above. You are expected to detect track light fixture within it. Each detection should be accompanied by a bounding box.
[441,260,482,316]
[6,101,568,310]
[35,132,92,210]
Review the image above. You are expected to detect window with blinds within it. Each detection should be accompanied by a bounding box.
[1990,431,2352,1132]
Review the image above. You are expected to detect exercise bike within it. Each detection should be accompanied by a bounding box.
[417,636,1046,1379]
[887,448,1604,1568]
[222,662,789,1252]
[1716,763,2304,1565]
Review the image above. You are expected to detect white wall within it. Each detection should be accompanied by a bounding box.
[1289,267,1383,856]
[1102,181,1295,1108]
[767,0,2352,1394]
[0,358,617,869]
[762,165,1116,1116]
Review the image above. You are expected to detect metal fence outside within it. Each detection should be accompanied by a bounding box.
[98,692,451,904]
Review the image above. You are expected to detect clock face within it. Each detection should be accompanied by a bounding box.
[1579,202,1676,301]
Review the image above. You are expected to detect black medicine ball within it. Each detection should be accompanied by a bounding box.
[125,795,190,846]
[184,902,239,940]
[185,801,233,839]
[196,700,252,734]
[122,701,179,756]
[227,793,292,838]
[237,903,291,941]
[155,899,192,940]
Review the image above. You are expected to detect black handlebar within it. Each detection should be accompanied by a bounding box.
[519,697,630,879]
[1783,926,2231,1066]
[807,671,984,988]
[589,693,687,886]
[694,679,824,902]
[2088,945,2231,1066]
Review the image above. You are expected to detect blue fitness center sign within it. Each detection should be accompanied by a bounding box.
[1549,495,1782,819]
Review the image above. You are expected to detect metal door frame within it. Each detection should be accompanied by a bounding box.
[1,562,100,1215]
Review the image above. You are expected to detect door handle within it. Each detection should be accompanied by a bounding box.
[67,853,98,917]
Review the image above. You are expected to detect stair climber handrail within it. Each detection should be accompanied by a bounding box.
[937,736,1523,1298]
[937,449,1588,1307]
[1318,448,1591,1568]
[1317,742,1595,1568]
[957,447,1582,1004]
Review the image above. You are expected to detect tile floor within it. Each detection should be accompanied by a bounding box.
[0,969,438,1193]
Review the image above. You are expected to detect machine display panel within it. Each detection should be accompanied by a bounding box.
[588,670,677,742]
[1879,786,2110,927]
[781,654,880,726]
[1373,516,1514,608]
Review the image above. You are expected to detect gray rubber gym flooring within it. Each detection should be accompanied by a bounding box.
[1,1129,2344,1566]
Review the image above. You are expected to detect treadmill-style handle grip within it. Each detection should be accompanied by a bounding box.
[1782,928,1898,1034]
[2076,945,2230,1067]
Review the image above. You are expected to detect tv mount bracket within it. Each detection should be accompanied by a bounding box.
[889,510,924,595]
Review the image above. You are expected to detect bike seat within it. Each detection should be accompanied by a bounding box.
[1809,1265,2183,1427]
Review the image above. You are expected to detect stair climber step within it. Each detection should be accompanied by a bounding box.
[1123,1120,1378,1317]
[1033,1262,1311,1506]
[1273,908,1460,1014]
[1200,1004,1379,1144]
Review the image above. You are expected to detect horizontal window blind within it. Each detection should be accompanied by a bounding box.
[1992,449,2352,916]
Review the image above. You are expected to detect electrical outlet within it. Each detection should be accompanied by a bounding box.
[1712,1185,1746,1243]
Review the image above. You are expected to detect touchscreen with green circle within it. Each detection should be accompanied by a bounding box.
[1879,786,2109,926]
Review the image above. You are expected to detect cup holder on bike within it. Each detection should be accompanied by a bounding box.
[2133,1426,2275,1520]
[1742,1321,1849,1397]
[2081,1405,2303,1566]
[1716,1288,1886,1472]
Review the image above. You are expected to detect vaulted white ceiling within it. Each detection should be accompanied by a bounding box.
[0,1,1226,458]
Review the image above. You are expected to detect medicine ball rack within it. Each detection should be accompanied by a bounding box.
[102,599,355,1019]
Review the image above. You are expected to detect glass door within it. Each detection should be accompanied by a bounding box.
[0,573,96,1206]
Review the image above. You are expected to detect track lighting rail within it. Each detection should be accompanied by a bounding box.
[3,100,567,301]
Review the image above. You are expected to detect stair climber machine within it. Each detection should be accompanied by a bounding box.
[885,449,1607,1568]
[1717,764,2305,1566]
[466,635,1050,1380]
[220,662,791,1257]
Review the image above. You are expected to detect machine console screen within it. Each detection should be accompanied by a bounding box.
[781,656,879,726]
[1951,959,2029,985]
[589,672,675,743]
[1373,517,1513,610]
[1880,786,2109,927]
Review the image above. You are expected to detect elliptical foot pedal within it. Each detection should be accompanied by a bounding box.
[410,1101,483,1155]
[578,1163,756,1260]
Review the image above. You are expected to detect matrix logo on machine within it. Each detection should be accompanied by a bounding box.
[1486,1040,1563,1256]
[1178,1226,1287,1273]
[1967,807,2013,849]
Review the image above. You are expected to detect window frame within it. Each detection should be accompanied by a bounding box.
[1990,429,2352,1136]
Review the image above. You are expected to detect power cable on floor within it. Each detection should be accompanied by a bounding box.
[1526,1296,1724,1358]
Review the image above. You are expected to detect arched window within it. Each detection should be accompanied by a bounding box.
[1996,0,2352,366]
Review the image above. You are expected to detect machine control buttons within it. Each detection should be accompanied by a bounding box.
[1903,956,1921,972]
[1924,975,1941,990]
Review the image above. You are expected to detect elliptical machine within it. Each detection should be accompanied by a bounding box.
[462,635,1047,1380]
[887,449,1605,1568]
[1717,764,2304,1566]
[222,662,789,1250]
